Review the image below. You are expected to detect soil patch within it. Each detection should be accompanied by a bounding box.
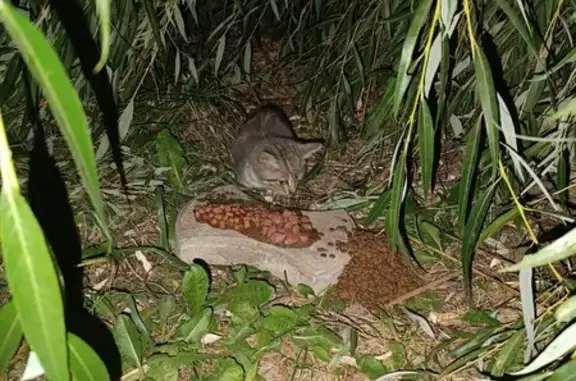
[336,230,424,310]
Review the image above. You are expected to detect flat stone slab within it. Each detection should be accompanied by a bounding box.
[174,185,355,294]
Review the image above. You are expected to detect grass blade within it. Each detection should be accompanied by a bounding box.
[418,98,435,199]
[0,3,109,237]
[0,110,69,380]
[393,0,434,117]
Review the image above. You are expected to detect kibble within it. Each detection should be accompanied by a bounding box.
[193,200,320,248]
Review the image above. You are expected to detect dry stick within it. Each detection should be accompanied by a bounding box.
[409,237,519,294]
[383,273,459,308]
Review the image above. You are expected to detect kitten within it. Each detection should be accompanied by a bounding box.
[231,105,323,195]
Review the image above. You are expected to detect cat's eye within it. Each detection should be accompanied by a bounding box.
[277,180,288,185]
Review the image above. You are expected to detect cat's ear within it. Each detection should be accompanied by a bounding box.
[298,142,323,159]
[259,150,281,168]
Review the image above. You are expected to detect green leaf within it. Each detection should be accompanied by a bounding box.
[418,98,435,199]
[230,280,274,306]
[0,2,109,238]
[491,330,524,376]
[393,0,434,117]
[114,314,143,371]
[142,0,164,48]
[262,306,301,333]
[215,33,226,76]
[93,0,111,72]
[0,176,68,380]
[0,301,23,374]
[553,97,576,120]
[180,307,213,343]
[69,333,111,381]
[458,119,483,234]
[156,129,187,190]
[214,357,245,381]
[502,226,576,272]
[478,208,520,244]
[533,47,576,81]
[547,359,576,381]
[292,325,341,349]
[472,43,500,175]
[386,153,407,251]
[555,295,576,323]
[146,354,179,381]
[295,284,315,298]
[461,182,497,302]
[182,264,210,315]
[364,189,391,225]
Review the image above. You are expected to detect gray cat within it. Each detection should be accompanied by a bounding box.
[231,106,323,195]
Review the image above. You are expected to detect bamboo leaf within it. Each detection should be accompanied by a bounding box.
[364,190,391,225]
[472,43,500,175]
[497,0,540,60]
[93,0,111,72]
[69,333,110,381]
[478,208,519,243]
[96,97,135,160]
[156,129,187,190]
[143,0,164,48]
[393,0,434,117]
[458,119,483,234]
[0,301,22,374]
[418,98,435,199]
[0,2,109,237]
[461,181,497,302]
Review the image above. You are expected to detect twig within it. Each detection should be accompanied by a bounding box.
[383,273,459,308]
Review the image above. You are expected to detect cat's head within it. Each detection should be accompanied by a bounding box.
[256,140,323,195]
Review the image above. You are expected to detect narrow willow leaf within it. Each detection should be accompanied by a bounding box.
[96,97,135,160]
[449,114,463,137]
[0,301,22,374]
[458,119,483,234]
[509,321,576,376]
[188,56,199,83]
[173,6,188,42]
[440,0,458,29]
[472,44,500,174]
[393,0,434,117]
[182,264,210,315]
[497,0,540,60]
[352,45,365,89]
[491,330,525,376]
[520,267,536,362]
[555,295,576,323]
[418,99,435,199]
[386,154,407,251]
[174,50,181,85]
[215,34,226,76]
[93,0,111,72]
[0,54,22,106]
[114,314,143,371]
[478,208,519,243]
[502,226,576,271]
[461,182,497,302]
[424,35,442,97]
[69,333,110,381]
[497,93,524,182]
[243,41,251,76]
[0,170,68,380]
[143,0,164,48]
[364,190,391,225]
[0,3,109,237]
[269,0,280,21]
[533,48,576,81]
[557,147,569,203]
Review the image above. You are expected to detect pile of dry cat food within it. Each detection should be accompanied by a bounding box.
[193,200,320,248]
[336,230,424,310]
